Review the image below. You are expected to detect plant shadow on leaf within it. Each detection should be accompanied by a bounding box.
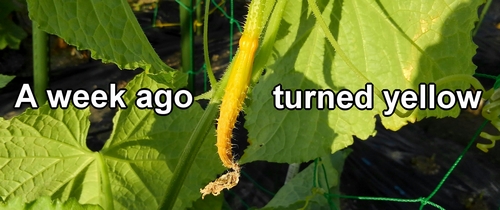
[242,0,345,165]
[412,1,479,120]
[96,73,224,209]
[375,0,481,129]
[246,0,481,159]
[241,0,482,206]
[341,1,483,209]
[145,104,225,210]
[50,163,91,202]
[322,0,344,89]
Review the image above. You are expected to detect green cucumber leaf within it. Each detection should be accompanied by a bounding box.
[0,74,15,89]
[0,197,102,210]
[0,72,224,209]
[25,0,176,74]
[102,73,224,209]
[147,71,188,89]
[242,0,481,164]
[261,150,350,210]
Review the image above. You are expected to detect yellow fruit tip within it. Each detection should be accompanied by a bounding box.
[200,164,241,199]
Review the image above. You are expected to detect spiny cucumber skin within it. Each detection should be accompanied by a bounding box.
[243,0,264,39]
[217,34,258,168]
[216,0,263,168]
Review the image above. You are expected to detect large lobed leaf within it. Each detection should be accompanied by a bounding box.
[101,73,224,209]
[26,0,175,74]
[0,72,224,209]
[242,0,481,164]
